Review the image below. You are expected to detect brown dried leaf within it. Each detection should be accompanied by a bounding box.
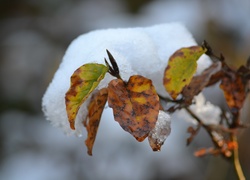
[84,88,108,156]
[182,61,222,104]
[220,70,246,115]
[237,65,250,88]
[206,70,225,87]
[108,75,160,142]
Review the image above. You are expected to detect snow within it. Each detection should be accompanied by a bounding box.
[42,23,211,136]
[178,93,222,125]
[191,93,222,125]
[148,110,171,150]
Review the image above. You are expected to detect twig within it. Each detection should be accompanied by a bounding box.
[232,135,246,180]
[185,107,224,150]
[202,40,225,62]
[158,94,184,103]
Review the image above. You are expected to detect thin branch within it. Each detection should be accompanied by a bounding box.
[221,109,231,127]
[187,124,201,146]
[232,135,246,180]
[185,107,203,125]
[202,40,225,62]
[185,107,224,150]
[158,94,184,103]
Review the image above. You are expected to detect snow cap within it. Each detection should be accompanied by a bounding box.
[42,23,211,136]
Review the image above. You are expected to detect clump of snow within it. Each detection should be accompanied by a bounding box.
[178,93,222,125]
[190,93,222,125]
[148,110,171,150]
[42,23,211,136]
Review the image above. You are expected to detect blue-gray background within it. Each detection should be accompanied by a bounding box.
[0,0,250,179]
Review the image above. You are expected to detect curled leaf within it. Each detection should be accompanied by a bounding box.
[163,46,207,99]
[182,61,222,104]
[148,110,171,151]
[219,62,250,118]
[84,88,108,156]
[220,72,246,116]
[108,75,160,142]
[205,70,225,87]
[65,63,108,130]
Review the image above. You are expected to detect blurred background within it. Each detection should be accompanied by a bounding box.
[0,0,250,179]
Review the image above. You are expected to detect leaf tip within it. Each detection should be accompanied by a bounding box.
[87,148,93,156]
[106,49,111,56]
[169,91,178,100]
[70,122,76,130]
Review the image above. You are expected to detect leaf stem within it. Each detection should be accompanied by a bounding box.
[158,94,183,103]
[232,135,245,180]
[202,40,225,62]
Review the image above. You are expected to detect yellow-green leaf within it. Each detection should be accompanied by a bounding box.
[65,63,108,130]
[108,75,160,142]
[163,46,207,99]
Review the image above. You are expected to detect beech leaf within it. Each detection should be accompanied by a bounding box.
[108,75,160,142]
[65,63,108,130]
[182,61,222,104]
[220,71,246,115]
[83,88,108,156]
[163,46,207,99]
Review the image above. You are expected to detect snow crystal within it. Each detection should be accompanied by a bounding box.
[42,23,211,136]
[148,110,171,150]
